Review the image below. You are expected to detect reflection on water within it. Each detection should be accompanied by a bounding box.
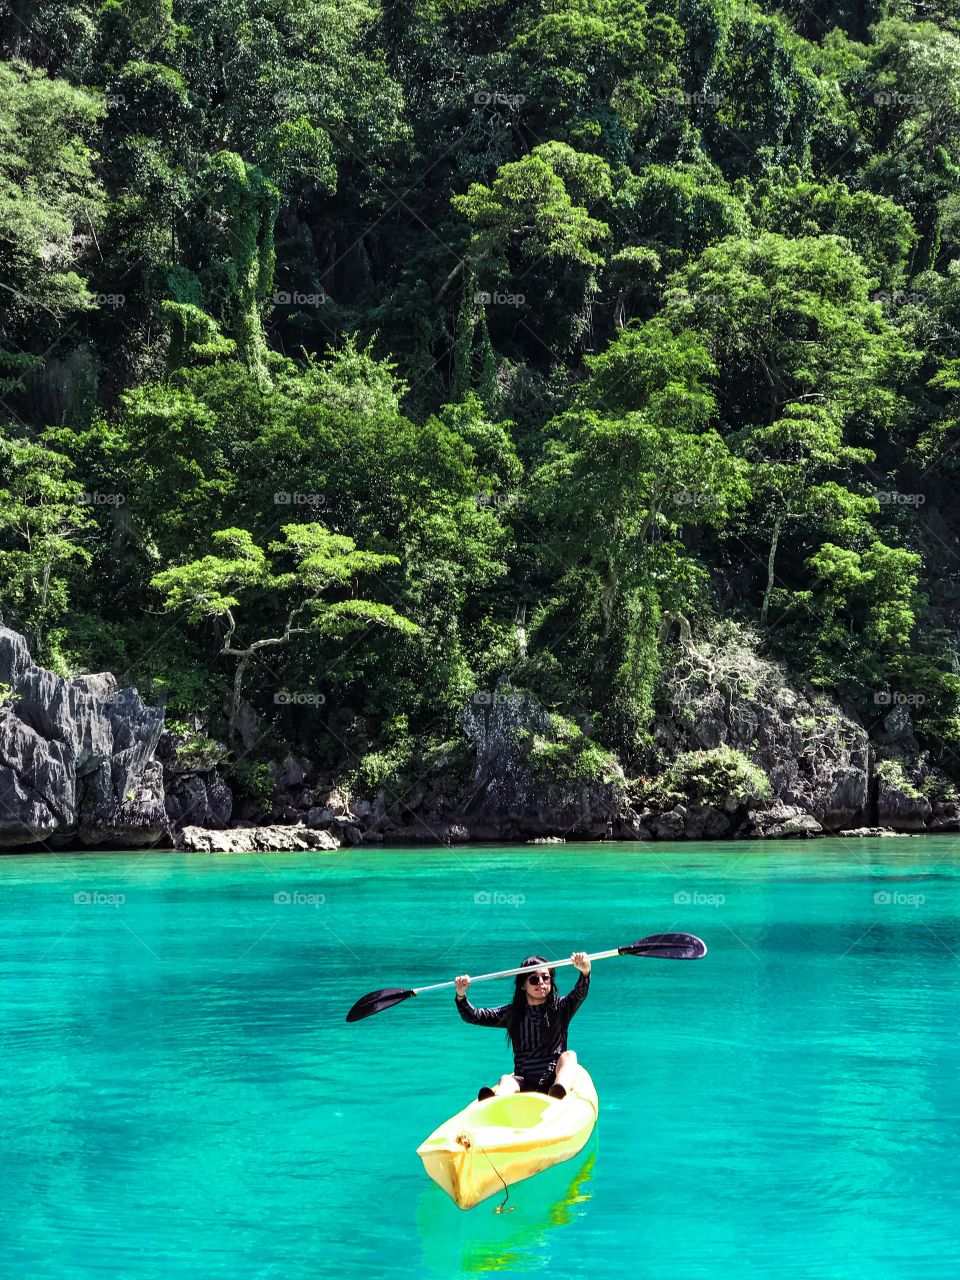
[417,1141,597,1274]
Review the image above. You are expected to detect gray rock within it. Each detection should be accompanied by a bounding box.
[176,823,339,852]
[746,802,823,839]
[930,802,960,831]
[164,772,233,830]
[816,767,870,829]
[458,682,627,838]
[642,807,687,840]
[653,630,871,831]
[0,627,166,849]
[678,803,734,840]
[839,826,916,838]
[330,815,363,845]
[276,754,305,789]
[882,705,916,745]
[527,836,566,844]
[305,806,335,829]
[876,774,932,831]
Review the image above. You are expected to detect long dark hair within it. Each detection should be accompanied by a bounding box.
[504,955,558,1052]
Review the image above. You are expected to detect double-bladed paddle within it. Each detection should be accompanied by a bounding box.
[345,931,707,1022]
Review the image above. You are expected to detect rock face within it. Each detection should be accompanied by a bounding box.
[875,771,932,831]
[650,631,871,834]
[0,627,166,848]
[157,729,233,830]
[176,823,338,852]
[744,801,824,839]
[456,686,629,839]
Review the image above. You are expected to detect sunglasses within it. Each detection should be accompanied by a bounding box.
[526,973,551,985]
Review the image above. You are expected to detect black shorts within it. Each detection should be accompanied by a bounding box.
[513,1070,556,1094]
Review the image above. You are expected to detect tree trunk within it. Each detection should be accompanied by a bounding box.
[761,513,783,625]
[229,653,251,743]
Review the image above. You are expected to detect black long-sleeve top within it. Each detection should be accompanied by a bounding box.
[455,971,591,1081]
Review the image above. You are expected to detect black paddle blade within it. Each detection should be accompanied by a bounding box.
[345,987,417,1023]
[619,932,707,959]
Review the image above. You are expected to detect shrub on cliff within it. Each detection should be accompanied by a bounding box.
[523,715,624,790]
[644,746,771,810]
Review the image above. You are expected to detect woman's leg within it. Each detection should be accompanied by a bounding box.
[493,1073,522,1096]
[550,1050,578,1095]
[478,1072,521,1101]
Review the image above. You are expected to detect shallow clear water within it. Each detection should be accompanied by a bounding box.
[2,839,959,1279]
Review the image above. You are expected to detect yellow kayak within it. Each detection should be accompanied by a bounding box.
[416,1066,599,1210]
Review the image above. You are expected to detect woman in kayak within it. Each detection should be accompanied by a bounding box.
[454,952,591,1100]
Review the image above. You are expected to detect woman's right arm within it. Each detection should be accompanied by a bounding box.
[455,974,509,1027]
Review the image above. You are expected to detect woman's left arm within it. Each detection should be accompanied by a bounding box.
[557,952,591,1020]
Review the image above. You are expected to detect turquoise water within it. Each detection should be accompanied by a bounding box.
[2,839,959,1279]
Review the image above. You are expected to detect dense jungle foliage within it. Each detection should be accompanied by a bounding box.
[2,0,960,791]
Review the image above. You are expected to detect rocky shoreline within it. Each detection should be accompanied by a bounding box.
[1,624,957,853]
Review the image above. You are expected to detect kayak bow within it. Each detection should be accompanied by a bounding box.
[416,1066,599,1211]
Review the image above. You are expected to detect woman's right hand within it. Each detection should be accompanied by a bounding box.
[455,974,471,998]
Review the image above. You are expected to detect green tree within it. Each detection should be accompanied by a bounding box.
[665,232,915,430]
[796,540,921,690]
[731,403,878,623]
[0,433,93,655]
[151,524,418,739]
[0,61,104,389]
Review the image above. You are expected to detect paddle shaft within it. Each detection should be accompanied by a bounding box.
[413,948,620,995]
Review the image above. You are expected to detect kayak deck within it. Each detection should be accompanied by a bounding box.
[416,1066,599,1210]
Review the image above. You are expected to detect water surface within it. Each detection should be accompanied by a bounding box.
[2,839,959,1278]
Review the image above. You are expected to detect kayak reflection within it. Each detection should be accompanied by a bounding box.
[417,1139,597,1275]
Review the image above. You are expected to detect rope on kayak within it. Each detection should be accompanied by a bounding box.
[477,1143,514,1214]
[456,1132,515,1214]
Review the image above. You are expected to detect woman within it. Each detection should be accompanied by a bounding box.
[454,952,591,1100]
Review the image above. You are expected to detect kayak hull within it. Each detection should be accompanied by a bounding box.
[416,1065,599,1210]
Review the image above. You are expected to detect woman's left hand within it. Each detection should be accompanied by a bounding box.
[571,951,591,975]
